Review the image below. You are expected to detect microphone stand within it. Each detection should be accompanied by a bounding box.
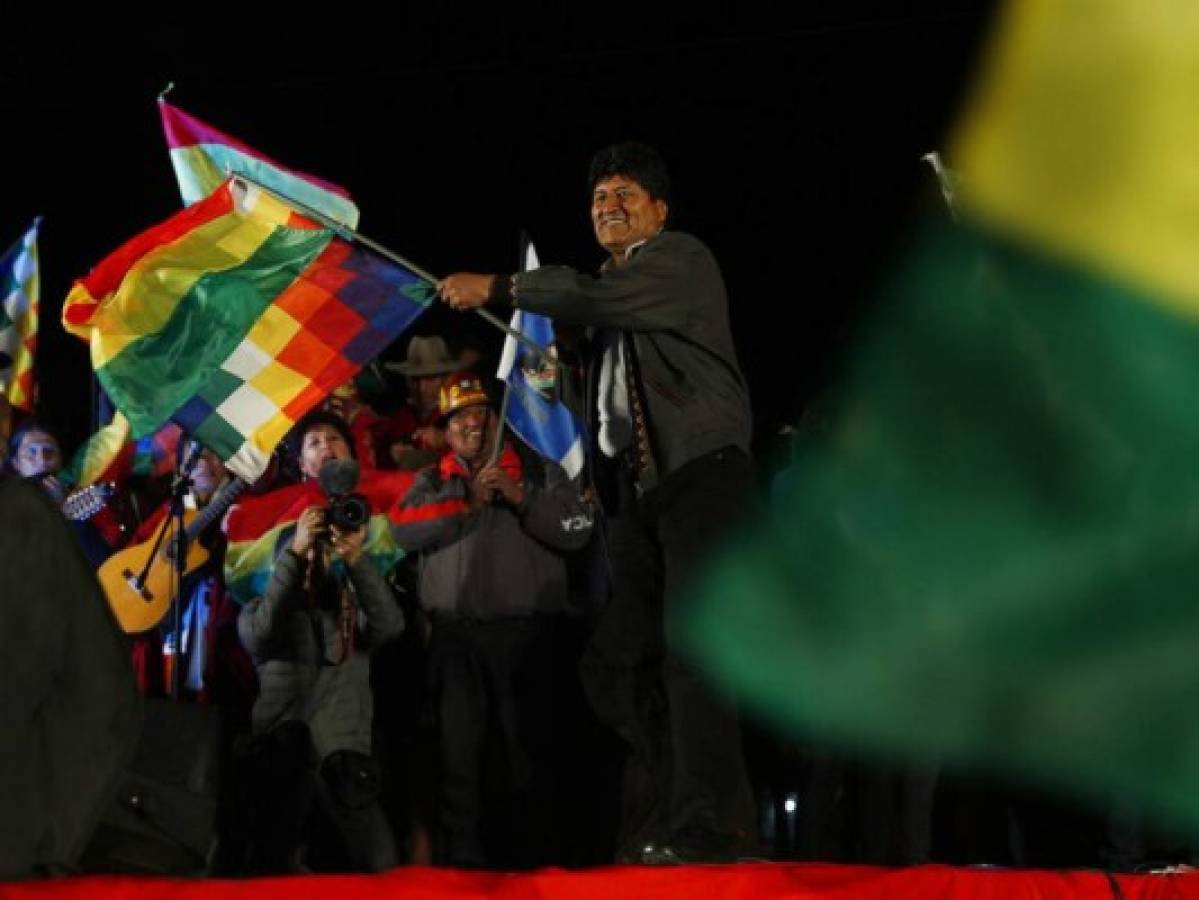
[125,436,202,697]
[167,437,202,699]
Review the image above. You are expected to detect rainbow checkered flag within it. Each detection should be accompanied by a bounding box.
[63,178,431,481]
[0,218,41,410]
[62,410,185,490]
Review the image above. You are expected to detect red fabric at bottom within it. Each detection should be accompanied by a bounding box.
[3,864,1199,900]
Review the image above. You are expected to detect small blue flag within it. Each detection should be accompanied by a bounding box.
[496,241,586,479]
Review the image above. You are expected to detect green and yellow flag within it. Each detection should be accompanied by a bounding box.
[685,0,1199,832]
[0,218,41,411]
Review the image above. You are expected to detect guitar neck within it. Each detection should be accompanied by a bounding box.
[185,477,248,540]
[62,483,111,521]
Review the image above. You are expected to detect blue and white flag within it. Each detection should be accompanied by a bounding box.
[496,241,586,479]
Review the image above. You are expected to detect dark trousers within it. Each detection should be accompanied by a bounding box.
[582,446,757,856]
[245,721,398,873]
[429,615,559,868]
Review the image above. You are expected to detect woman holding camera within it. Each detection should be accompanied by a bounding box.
[237,411,404,873]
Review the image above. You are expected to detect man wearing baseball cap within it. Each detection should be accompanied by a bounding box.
[390,372,594,867]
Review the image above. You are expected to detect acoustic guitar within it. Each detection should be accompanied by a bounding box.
[99,477,248,634]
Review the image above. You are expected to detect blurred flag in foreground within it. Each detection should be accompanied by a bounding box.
[684,0,1199,833]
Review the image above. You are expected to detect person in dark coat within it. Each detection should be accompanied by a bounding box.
[0,475,141,878]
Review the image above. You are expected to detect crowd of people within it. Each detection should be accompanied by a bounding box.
[1,141,1183,877]
[0,142,771,875]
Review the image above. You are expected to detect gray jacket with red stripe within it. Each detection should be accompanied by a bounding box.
[390,444,593,620]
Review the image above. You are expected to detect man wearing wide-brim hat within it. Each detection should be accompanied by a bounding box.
[380,335,462,470]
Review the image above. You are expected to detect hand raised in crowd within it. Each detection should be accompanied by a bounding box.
[388,440,415,465]
[411,425,447,452]
[40,474,66,505]
[474,464,527,508]
[291,506,327,556]
[438,274,495,311]
[325,392,363,425]
[329,522,367,565]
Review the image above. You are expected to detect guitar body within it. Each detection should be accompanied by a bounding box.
[87,502,132,550]
[98,509,211,634]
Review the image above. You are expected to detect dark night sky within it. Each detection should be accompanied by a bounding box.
[2,3,996,460]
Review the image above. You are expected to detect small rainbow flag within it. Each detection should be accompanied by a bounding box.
[63,178,432,482]
[61,411,133,488]
[0,218,41,411]
[64,413,184,489]
[223,469,416,605]
[159,99,359,230]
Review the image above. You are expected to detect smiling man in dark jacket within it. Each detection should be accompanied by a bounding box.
[437,143,756,864]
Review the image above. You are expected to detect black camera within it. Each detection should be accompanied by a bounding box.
[317,459,371,531]
[326,492,371,531]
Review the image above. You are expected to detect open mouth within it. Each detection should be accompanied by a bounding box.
[457,427,485,453]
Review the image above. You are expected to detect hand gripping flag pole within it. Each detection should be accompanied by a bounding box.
[229,171,547,360]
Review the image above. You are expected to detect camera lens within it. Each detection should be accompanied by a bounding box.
[330,493,370,530]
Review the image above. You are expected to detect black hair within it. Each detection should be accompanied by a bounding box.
[9,419,56,461]
[588,142,673,210]
[286,410,357,465]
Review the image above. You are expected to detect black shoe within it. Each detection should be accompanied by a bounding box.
[615,842,648,865]
[639,842,736,865]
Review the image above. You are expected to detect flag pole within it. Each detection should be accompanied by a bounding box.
[228,172,547,358]
[490,382,512,467]
[489,226,532,467]
[921,151,959,221]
